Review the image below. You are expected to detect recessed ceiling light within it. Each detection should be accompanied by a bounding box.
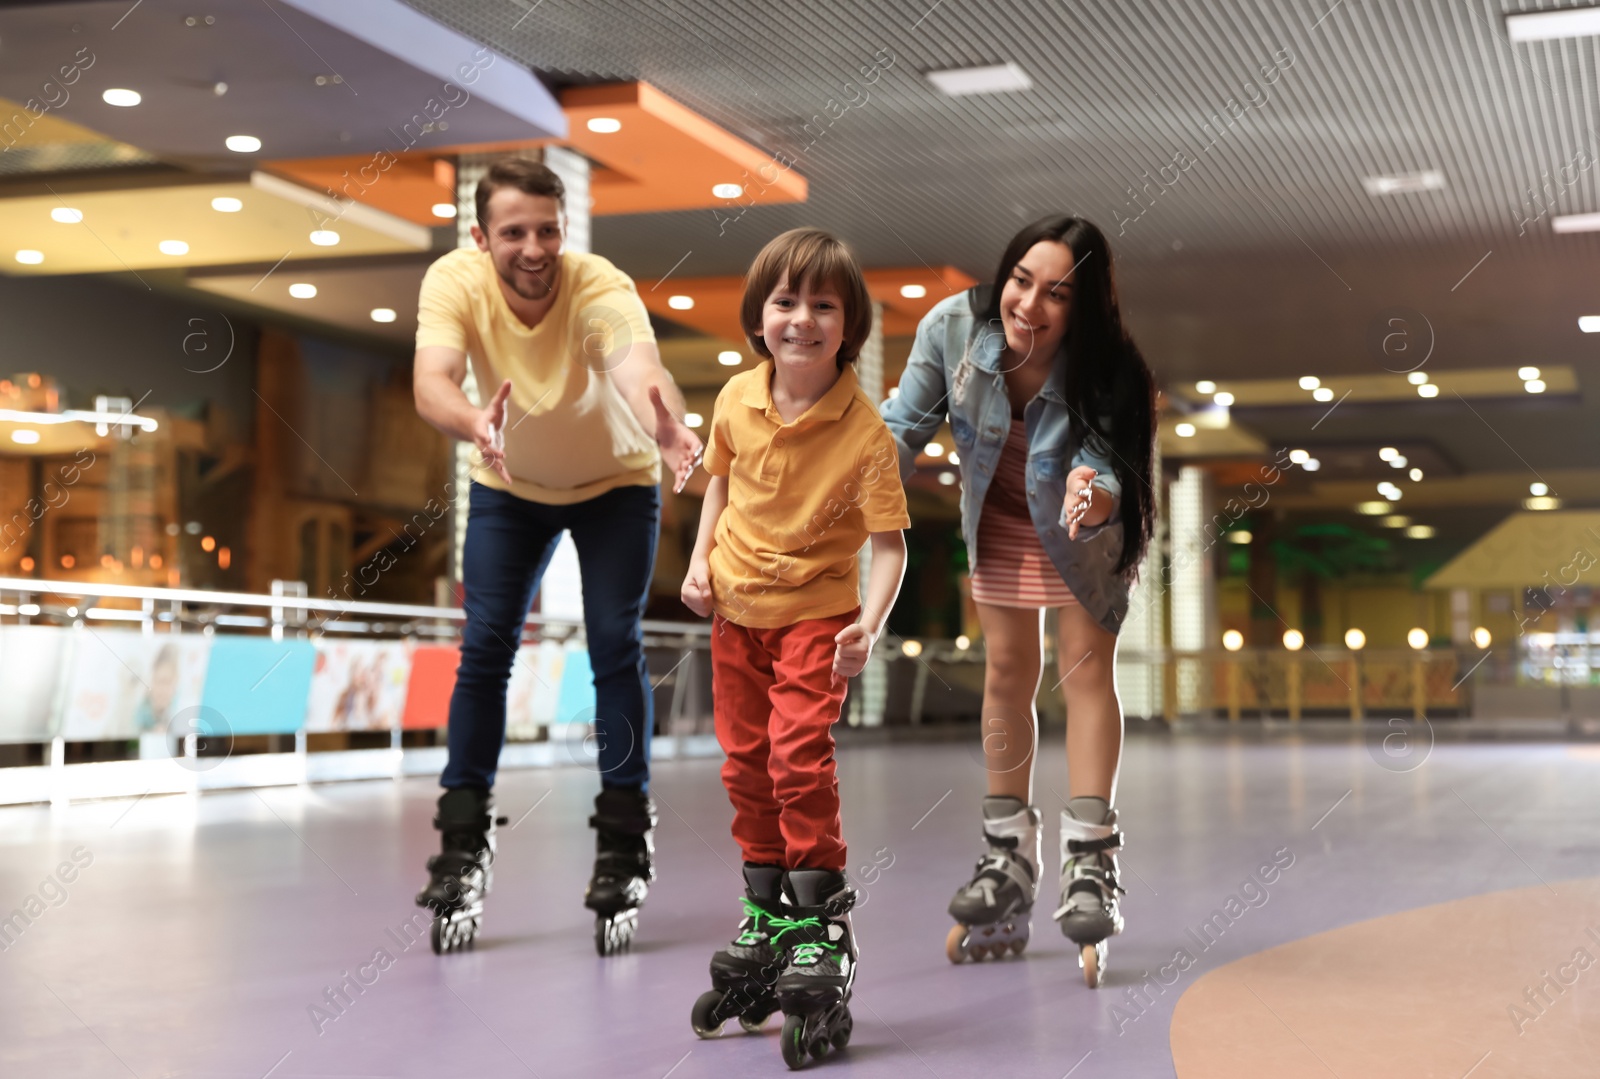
[159,240,189,255]
[1289,449,1309,464]
[211,196,243,213]
[1380,515,1410,528]
[1552,212,1600,233]
[1302,458,1321,471]
[587,117,622,133]
[1517,365,1540,380]
[288,282,317,299]
[11,430,41,445]
[1312,387,1334,401]
[1405,524,1436,539]
[683,412,704,429]
[712,183,742,199]
[1357,501,1389,515]
[1390,455,1408,468]
[431,203,457,219]
[1506,7,1600,42]
[938,472,957,486]
[1298,376,1320,390]
[1362,170,1445,196]
[225,135,261,153]
[1195,380,1217,394]
[900,284,927,299]
[1530,482,1549,496]
[926,442,945,458]
[1226,530,1252,545]
[1580,315,1600,332]
[1407,371,1428,384]
[1418,383,1440,397]
[717,351,742,366]
[668,295,694,310]
[1174,422,1196,438]
[1379,447,1398,460]
[50,207,83,223]
[1525,495,1561,511]
[370,308,397,323]
[102,88,141,107]
[309,230,340,246]
[1526,379,1547,393]
[926,61,1033,97]
[15,249,43,265]
[1409,467,1423,481]
[1213,391,1235,407]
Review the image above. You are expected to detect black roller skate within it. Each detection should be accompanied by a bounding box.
[690,863,785,1038]
[415,787,506,955]
[946,796,1041,963]
[771,869,857,1071]
[1053,799,1126,988]
[585,786,657,956]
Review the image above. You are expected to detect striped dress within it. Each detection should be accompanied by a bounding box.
[969,418,1079,609]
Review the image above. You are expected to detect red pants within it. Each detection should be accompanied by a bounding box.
[711,611,855,872]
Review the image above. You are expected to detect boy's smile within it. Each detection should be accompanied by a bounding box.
[758,276,845,372]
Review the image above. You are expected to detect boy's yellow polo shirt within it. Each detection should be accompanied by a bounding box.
[416,248,660,505]
[705,362,910,628]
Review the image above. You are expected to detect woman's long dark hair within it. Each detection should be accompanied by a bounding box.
[971,216,1157,581]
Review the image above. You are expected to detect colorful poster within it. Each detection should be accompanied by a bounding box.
[506,639,568,740]
[197,637,316,736]
[401,645,459,730]
[0,625,70,743]
[305,640,413,733]
[60,631,211,740]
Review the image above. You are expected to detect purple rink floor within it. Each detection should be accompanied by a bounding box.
[2,729,1596,1079]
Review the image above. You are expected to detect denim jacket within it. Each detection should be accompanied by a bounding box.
[879,291,1129,635]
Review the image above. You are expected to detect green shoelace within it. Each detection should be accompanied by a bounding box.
[765,913,839,964]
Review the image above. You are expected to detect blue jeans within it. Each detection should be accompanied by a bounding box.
[441,481,659,792]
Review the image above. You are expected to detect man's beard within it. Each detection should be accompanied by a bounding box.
[500,255,558,301]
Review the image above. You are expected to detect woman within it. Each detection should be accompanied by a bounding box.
[880,216,1156,987]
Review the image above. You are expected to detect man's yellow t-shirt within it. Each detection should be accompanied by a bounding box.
[704,363,911,628]
[415,248,660,505]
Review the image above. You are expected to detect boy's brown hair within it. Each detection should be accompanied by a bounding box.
[741,228,873,370]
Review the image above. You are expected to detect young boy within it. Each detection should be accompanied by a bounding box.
[680,229,908,1065]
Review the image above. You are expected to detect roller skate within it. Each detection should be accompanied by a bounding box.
[771,869,857,1071]
[585,786,657,956]
[1052,798,1125,988]
[945,796,1041,963]
[415,787,506,955]
[690,863,786,1038]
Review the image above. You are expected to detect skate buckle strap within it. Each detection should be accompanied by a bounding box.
[1065,833,1122,855]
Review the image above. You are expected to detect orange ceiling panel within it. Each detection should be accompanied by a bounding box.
[561,83,808,215]
[265,154,456,227]
[638,267,977,340]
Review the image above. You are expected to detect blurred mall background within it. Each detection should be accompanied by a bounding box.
[1,0,1598,799]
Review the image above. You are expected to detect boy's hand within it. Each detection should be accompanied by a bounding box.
[833,623,876,682]
[681,559,713,618]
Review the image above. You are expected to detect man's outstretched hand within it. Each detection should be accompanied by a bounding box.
[472,379,514,485]
[650,385,705,494]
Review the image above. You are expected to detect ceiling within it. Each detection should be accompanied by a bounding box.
[0,0,1596,543]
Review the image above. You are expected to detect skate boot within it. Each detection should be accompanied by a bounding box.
[584,786,657,956]
[690,863,785,1038]
[945,796,1041,963]
[415,787,506,955]
[771,868,857,1070]
[1052,797,1126,988]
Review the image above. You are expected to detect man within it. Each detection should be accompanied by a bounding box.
[410,157,702,955]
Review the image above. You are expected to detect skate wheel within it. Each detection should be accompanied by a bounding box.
[1009,938,1027,956]
[781,1014,807,1070]
[739,1011,773,1034]
[831,1009,853,1050]
[594,911,637,957]
[691,990,726,1039]
[430,918,445,955]
[1080,941,1106,988]
[945,924,970,964]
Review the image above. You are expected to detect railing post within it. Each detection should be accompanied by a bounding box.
[1226,653,1241,721]
[1287,658,1301,722]
[1349,653,1364,723]
[1412,654,1427,720]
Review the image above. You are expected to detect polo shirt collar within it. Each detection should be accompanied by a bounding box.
[741,362,859,424]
